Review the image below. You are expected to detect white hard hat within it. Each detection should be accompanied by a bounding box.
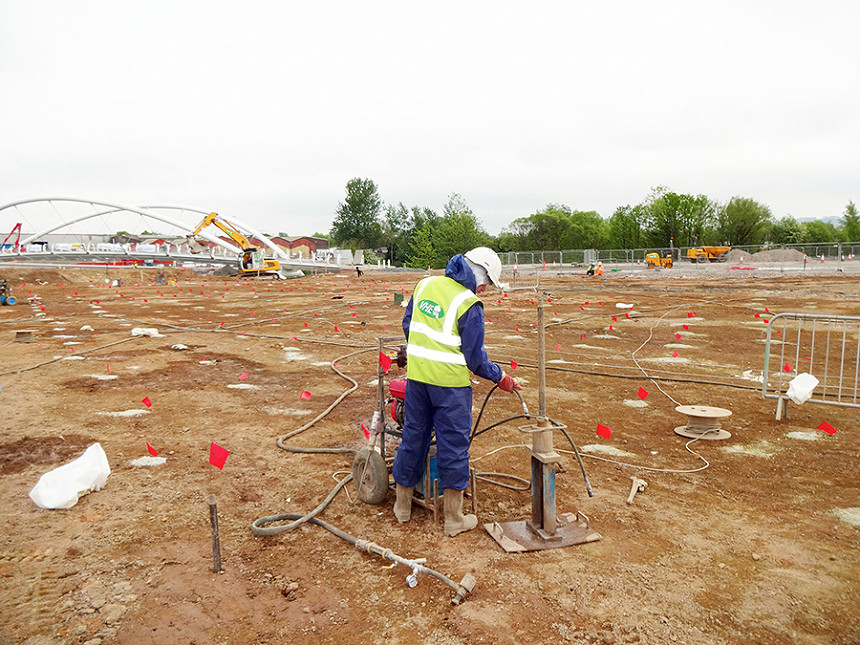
[464,247,503,289]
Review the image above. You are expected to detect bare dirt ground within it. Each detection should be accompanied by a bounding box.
[0,264,858,645]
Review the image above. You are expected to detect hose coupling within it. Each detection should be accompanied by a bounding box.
[451,572,477,605]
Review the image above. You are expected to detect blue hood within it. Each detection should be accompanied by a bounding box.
[445,254,477,293]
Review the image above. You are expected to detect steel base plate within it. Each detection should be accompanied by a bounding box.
[484,513,601,553]
[674,425,731,440]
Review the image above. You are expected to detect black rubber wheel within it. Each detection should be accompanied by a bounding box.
[352,447,389,505]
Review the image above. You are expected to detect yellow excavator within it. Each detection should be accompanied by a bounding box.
[187,212,281,277]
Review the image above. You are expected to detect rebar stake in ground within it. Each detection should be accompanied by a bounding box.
[208,494,222,573]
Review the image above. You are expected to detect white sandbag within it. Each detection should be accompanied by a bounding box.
[786,372,819,405]
[29,443,111,509]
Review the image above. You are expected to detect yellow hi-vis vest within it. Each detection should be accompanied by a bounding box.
[406,276,480,387]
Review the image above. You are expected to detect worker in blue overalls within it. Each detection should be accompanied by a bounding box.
[392,247,521,536]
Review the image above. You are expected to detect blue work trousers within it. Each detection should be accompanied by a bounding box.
[392,380,473,492]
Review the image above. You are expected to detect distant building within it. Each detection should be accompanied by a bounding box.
[270,235,329,259]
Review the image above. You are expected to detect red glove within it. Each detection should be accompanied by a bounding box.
[498,372,521,393]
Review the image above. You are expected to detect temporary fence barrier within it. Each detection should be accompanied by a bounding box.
[762,313,860,419]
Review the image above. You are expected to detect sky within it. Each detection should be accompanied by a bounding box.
[1,1,858,238]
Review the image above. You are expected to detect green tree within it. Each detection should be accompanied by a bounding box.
[842,200,860,241]
[802,220,841,243]
[561,210,608,249]
[381,202,413,265]
[608,205,647,249]
[432,194,489,265]
[497,204,606,251]
[766,216,807,245]
[406,220,436,269]
[717,197,772,246]
[330,178,382,250]
[644,187,718,247]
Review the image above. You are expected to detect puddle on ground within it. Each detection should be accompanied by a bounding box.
[227,383,259,389]
[85,374,118,380]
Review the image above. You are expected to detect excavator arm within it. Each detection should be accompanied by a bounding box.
[189,212,253,250]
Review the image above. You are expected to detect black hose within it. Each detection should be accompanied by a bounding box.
[468,387,594,497]
[251,474,353,537]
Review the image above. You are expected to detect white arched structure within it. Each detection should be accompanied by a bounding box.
[0,197,289,260]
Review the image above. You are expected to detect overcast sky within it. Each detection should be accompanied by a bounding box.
[2,1,858,237]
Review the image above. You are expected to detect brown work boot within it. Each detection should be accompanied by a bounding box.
[443,489,477,537]
[393,484,413,523]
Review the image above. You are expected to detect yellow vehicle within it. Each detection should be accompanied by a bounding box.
[646,252,673,269]
[188,212,281,277]
[686,246,731,263]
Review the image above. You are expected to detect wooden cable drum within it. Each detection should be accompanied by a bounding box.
[673,405,732,440]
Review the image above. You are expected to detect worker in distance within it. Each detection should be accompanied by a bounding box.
[392,247,521,536]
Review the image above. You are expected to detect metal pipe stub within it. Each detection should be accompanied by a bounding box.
[674,405,732,440]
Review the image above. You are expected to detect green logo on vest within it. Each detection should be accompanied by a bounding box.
[417,299,444,319]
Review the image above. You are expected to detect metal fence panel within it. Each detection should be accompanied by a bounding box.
[762,313,860,418]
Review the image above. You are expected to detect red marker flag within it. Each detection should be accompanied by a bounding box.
[784,363,792,372]
[609,325,614,331]
[209,442,230,469]
[290,336,298,341]
[818,421,836,435]
[142,396,152,408]
[334,325,339,332]
[378,352,393,373]
[672,351,679,358]
[510,361,518,370]
[239,372,248,380]
[765,307,770,313]
[146,442,158,456]
[676,333,682,340]
[300,391,311,400]
[361,423,370,439]
[683,324,689,330]
[556,343,561,350]
[596,424,612,439]
[638,387,648,400]
[612,316,617,322]
[754,313,760,318]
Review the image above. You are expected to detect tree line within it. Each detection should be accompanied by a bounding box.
[327,178,859,268]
